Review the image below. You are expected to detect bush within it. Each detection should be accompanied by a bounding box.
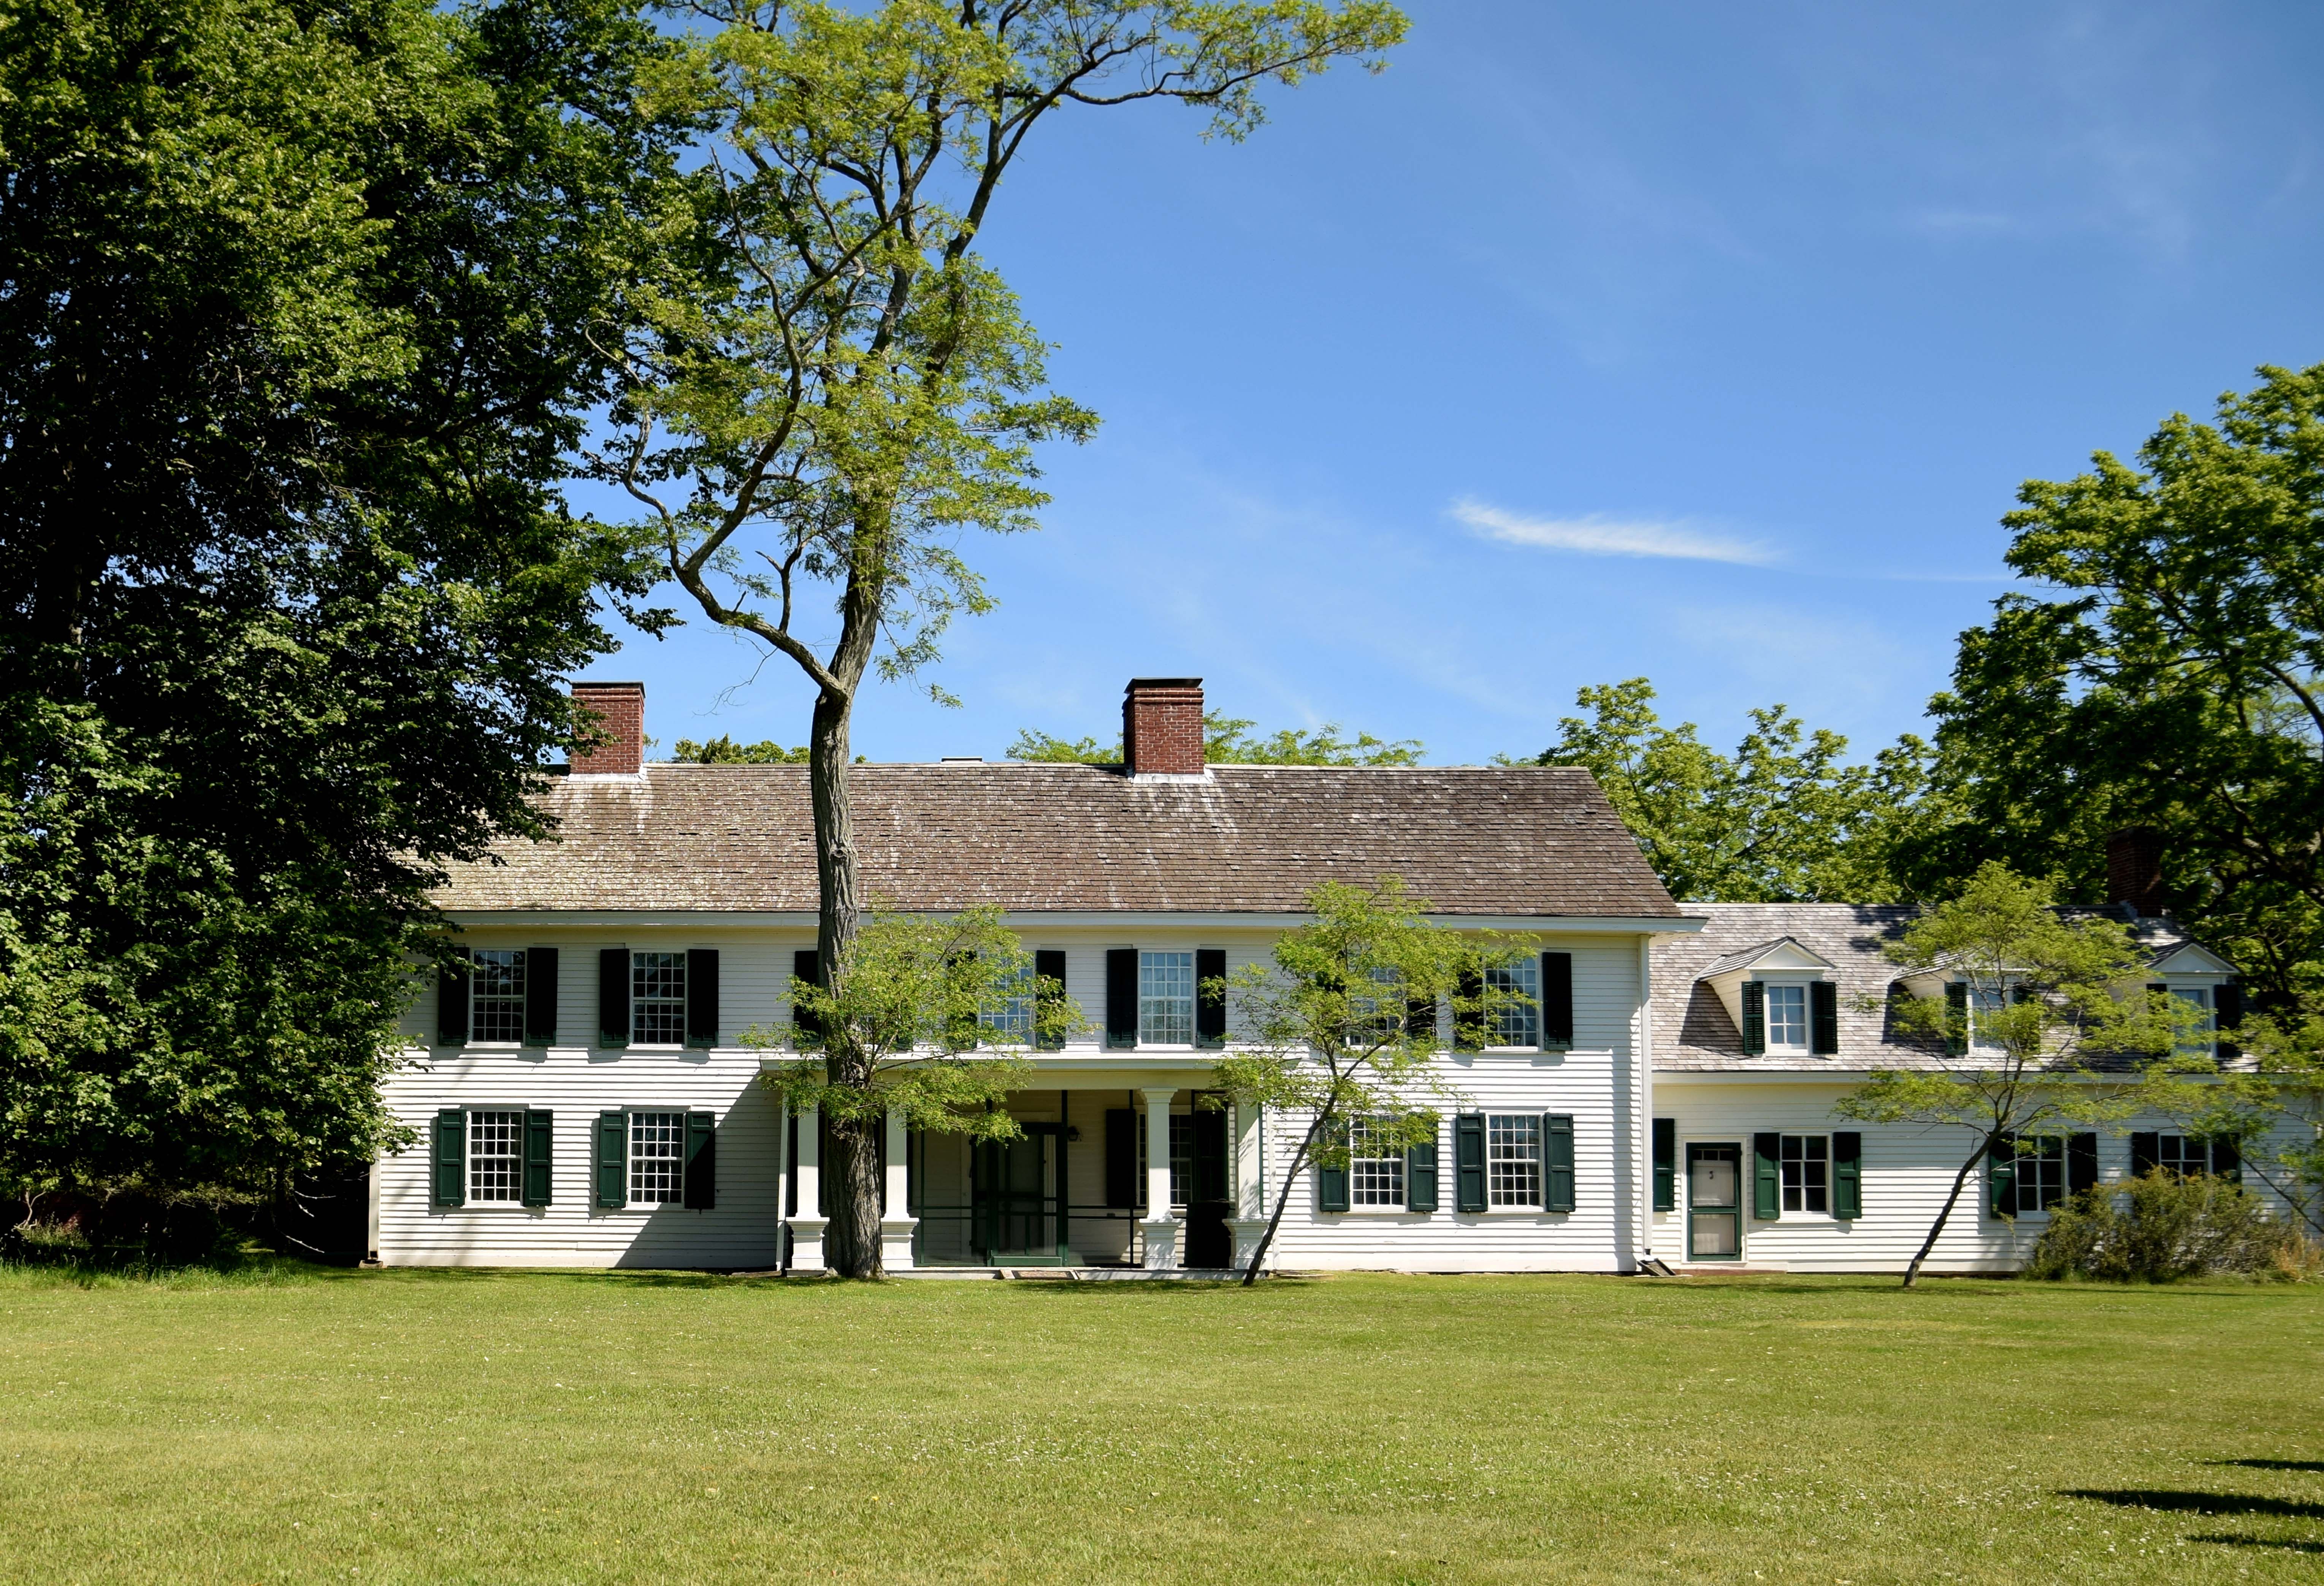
[2026,1170,2320,1282]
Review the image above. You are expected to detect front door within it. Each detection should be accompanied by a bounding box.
[977,1124,1065,1264]
[1687,1142,1741,1261]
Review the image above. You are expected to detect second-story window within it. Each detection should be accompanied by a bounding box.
[983,965,1035,1044]
[1764,984,1808,1050]
[471,951,526,1043]
[1140,951,1195,1045]
[633,952,686,1045]
[1485,958,1540,1048]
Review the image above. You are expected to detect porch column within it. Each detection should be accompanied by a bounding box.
[879,1104,918,1271]
[1140,1086,1180,1270]
[789,1100,827,1273]
[1228,1101,1269,1275]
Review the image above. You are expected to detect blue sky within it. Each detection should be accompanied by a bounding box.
[582,0,2324,766]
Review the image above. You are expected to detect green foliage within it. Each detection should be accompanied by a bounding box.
[2135,1008,2324,1236]
[1905,364,2324,1008]
[750,906,1080,1137]
[1008,709,1422,765]
[1514,678,1934,902]
[1209,876,1528,1278]
[668,735,812,764]
[0,0,691,1214]
[2026,1171,2320,1283]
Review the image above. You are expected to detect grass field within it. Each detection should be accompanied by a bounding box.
[0,1267,2318,1584]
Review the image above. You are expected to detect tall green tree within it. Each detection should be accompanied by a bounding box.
[1907,364,2324,1010]
[1008,708,1421,765]
[594,0,1405,1277]
[1514,678,1934,903]
[0,0,687,1233]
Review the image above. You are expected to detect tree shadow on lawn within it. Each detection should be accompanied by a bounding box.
[2213,1459,2324,1474]
[2061,1490,2324,1520]
[2189,1536,2324,1553]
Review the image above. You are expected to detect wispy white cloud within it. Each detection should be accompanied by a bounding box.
[1452,498,1776,566]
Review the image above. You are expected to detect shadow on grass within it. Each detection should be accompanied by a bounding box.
[2213,1459,2324,1474]
[2061,1490,2324,1520]
[2189,1536,2324,1553]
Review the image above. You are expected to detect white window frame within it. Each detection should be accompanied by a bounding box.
[467,1108,525,1204]
[470,950,526,1046]
[1760,978,1812,1054]
[2169,985,2215,1057]
[1138,951,1195,1047]
[2011,1135,2067,1215]
[1486,1113,1542,1209]
[1484,959,1541,1050]
[1779,1133,1829,1215]
[2154,1133,2215,1177]
[631,951,687,1047]
[1347,1117,1407,1210]
[982,963,1035,1044]
[627,1109,686,1207]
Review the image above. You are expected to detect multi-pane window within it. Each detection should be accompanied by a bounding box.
[1780,1134,1829,1213]
[628,1111,685,1204]
[632,952,686,1045]
[1969,986,2006,1049]
[1347,965,1403,1045]
[471,951,526,1043]
[2171,987,2214,1055]
[1168,1113,1193,1208]
[1349,1118,1406,1208]
[1487,1114,1542,1207]
[1485,958,1540,1048]
[1139,951,1195,1046]
[983,965,1035,1044]
[468,1110,523,1203]
[1764,984,1808,1050]
[2156,1134,2211,1177]
[2011,1136,2066,1214]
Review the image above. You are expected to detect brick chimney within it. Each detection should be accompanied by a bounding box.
[1122,677,1205,777]
[570,681,645,775]
[2106,826,2164,917]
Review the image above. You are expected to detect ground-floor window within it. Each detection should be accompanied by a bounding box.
[467,1110,524,1203]
[1487,1114,1542,1207]
[2156,1134,2209,1177]
[2012,1135,2066,1214]
[1349,1118,1406,1208]
[1780,1134,1828,1214]
[629,1111,685,1205]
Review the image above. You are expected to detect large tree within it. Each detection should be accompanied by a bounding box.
[1008,709,1422,765]
[595,0,1405,1277]
[0,0,685,1238]
[1906,364,2324,1010]
[1514,678,1934,904]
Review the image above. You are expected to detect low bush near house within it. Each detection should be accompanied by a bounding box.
[2027,1169,2320,1281]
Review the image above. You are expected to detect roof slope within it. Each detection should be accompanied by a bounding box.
[1652,902,2211,1072]
[435,762,1684,917]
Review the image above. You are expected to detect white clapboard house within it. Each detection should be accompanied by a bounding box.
[375,679,2262,1274]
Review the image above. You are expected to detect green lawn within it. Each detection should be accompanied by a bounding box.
[0,1268,2318,1584]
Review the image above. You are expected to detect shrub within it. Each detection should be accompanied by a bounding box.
[2026,1169,2319,1282]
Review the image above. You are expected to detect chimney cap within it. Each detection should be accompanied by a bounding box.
[1125,677,1202,691]
[571,679,645,692]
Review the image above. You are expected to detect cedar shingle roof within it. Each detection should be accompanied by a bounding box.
[434,762,1683,917]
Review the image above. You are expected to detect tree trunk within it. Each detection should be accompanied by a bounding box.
[807,678,884,1277]
[1904,1133,1996,1290]
[1240,1109,1329,1287]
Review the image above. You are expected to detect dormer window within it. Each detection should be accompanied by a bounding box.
[1700,938,1840,1058]
[1763,984,1809,1051]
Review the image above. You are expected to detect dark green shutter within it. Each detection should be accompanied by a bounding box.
[432,1109,466,1207]
[1407,1127,1438,1213]
[522,1109,553,1206]
[598,949,629,1047]
[1316,1148,1349,1214]
[1945,981,1969,1055]
[1543,1114,1574,1213]
[1454,1114,1487,1212]
[1196,948,1227,1048]
[595,1110,627,1209]
[686,949,720,1047]
[1987,1134,2017,1218]
[1104,1108,1136,1207]
[437,959,469,1047]
[1652,1118,1676,1212]
[1540,952,1573,1048]
[1832,1131,1862,1220]
[1404,992,1436,1043]
[1752,1132,1780,1220]
[2208,1133,2240,1184]
[1035,950,1068,1050]
[524,947,558,1046]
[683,1111,716,1209]
[2129,1131,2159,1177]
[791,950,821,1043]
[1453,968,1485,1052]
[1740,980,1765,1054]
[2215,982,2242,1061]
[2067,1132,2097,1196]
[1810,980,1839,1055]
[1106,949,1138,1049]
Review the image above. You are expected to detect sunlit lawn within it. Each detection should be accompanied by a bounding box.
[0,1264,2318,1583]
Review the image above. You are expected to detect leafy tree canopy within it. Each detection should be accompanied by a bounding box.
[1512,678,1933,904]
[1009,710,1422,765]
[1905,364,2324,1009]
[669,735,812,764]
